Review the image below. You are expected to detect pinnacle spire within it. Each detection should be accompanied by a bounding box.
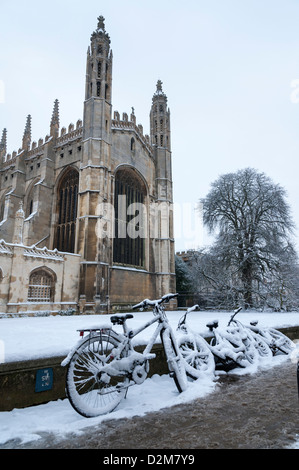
[22,115,32,150]
[90,15,110,45]
[153,79,166,98]
[24,114,31,136]
[156,80,163,92]
[97,15,106,32]
[50,99,60,138]
[51,99,60,127]
[0,128,7,154]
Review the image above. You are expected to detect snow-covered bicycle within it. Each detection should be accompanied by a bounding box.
[231,310,295,356]
[206,316,255,370]
[62,293,187,418]
[224,307,272,361]
[176,305,252,377]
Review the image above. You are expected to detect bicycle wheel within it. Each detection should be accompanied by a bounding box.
[210,335,247,370]
[250,332,272,358]
[66,332,129,418]
[161,329,188,392]
[223,329,257,367]
[177,333,215,379]
[268,328,294,354]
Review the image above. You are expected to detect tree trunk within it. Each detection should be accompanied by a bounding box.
[242,262,253,309]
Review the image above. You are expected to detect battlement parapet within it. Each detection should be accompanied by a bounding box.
[55,121,83,147]
[112,111,152,157]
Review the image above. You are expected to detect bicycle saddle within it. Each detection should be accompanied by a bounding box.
[110,314,134,325]
[206,320,219,331]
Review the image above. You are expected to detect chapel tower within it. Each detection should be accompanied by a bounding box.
[78,16,113,309]
[150,81,175,295]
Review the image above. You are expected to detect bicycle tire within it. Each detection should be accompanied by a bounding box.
[66,332,129,418]
[226,326,259,365]
[177,333,215,379]
[209,336,245,370]
[161,328,188,392]
[250,332,272,358]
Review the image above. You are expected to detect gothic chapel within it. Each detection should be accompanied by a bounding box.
[0,17,176,314]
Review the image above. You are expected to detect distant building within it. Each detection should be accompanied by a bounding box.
[0,17,175,314]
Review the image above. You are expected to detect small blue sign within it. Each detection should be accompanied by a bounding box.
[35,368,53,393]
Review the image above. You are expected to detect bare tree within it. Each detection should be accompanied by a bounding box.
[201,168,298,309]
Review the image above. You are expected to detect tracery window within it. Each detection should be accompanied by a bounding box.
[54,168,79,253]
[0,201,4,221]
[97,81,101,97]
[25,185,35,218]
[28,269,55,302]
[0,191,9,221]
[113,168,146,267]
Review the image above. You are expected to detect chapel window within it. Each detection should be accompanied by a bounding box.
[54,168,79,253]
[113,168,146,267]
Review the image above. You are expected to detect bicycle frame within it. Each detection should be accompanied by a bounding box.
[99,310,171,380]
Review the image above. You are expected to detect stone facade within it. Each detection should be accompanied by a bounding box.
[0,17,176,313]
[0,240,80,314]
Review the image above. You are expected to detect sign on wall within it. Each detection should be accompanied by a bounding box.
[35,368,53,393]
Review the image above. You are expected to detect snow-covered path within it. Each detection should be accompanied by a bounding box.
[1,356,298,449]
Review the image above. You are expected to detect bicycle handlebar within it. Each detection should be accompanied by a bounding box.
[178,304,199,328]
[132,293,178,310]
[187,304,199,313]
[228,306,242,325]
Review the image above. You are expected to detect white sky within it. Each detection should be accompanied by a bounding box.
[1,0,299,252]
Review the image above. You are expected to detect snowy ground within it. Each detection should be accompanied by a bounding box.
[0,309,298,447]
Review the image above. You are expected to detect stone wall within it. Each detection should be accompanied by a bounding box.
[109,266,157,307]
[0,241,80,314]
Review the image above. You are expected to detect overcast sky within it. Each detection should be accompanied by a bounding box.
[1,0,299,252]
